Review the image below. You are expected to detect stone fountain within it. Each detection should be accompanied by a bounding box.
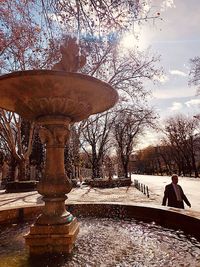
[0,39,118,255]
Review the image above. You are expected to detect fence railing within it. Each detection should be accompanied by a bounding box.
[134,179,150,198]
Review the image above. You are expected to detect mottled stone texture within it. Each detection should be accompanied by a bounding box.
[25,217,79,254]
[0,70,118,121]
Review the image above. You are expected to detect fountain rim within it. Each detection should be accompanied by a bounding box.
[0,202,200,241]
[0,69,119,121]
[0,69,118,93]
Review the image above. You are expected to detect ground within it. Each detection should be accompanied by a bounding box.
[0,174,200,215]
[133,174,200,211]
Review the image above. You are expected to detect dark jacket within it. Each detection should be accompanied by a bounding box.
[162,183,191,209]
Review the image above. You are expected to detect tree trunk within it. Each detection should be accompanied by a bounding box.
[17,159,27,181]
[122,160,129,178]
[92,159,101,179]
[191,153,198,178]
[9,156,17,182]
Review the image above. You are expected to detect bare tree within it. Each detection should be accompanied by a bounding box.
[163,114,199,177]
[80,38,162,103]
[156,143,175,175]
[135,146,163,175]
[64,125,82,179]
[0,0,61,73]
[51,0,159,37]
[80,111,114,178]
[1,0,160,74]
[0,110,35,180]
[113,107,156,178]
[1,1,162,182]
[189,56,200,94]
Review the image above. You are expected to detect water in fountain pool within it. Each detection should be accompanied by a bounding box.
[0,217,200,267]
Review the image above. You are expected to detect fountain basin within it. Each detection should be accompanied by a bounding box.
[0,203,200,241]
[1,216,200,267]
[0,203,200,266]
[0,70,118,121]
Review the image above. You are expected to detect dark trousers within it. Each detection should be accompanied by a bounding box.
[173,201,184,209]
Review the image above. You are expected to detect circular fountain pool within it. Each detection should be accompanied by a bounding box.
[0,217,200,267]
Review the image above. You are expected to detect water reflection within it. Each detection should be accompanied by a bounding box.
[0,218,200,267]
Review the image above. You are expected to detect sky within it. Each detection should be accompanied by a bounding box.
[135,0,200,148]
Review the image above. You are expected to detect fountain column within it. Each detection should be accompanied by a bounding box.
[0,65,118,255]
[25,116,79,254]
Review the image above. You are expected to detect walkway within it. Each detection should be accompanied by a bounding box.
[132,174,200,212]
[0,185,152,211]
[0,175,199,215]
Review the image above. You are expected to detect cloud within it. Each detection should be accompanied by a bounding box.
[161,0,176,11]
[153,86,196,99]
[153,74,169,84]
[168,102,183,111]
[185,99,200,107]
[169,70,187,77]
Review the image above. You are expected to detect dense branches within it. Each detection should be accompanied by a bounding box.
[163,115,199,177]
[0,0,61,72]
[81,38,161,102]
[0,0,162,180]
[135,115,200,177]
[0,0,160,74]
[113,107,156,177]
[80,112,114,178]
[0,110,35,180]
[51,0,155,36]
[189,56,200,94]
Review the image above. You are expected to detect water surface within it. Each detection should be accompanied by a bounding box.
[0,217,200,267]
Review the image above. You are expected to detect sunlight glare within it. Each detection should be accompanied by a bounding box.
[120,31,148,52]
[120,34,137,50]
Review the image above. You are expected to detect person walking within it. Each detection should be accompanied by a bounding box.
[162,174,191,209]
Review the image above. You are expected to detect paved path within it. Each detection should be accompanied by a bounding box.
[0,175,199,214]
[0,185,153,211]
[132,174,200,212]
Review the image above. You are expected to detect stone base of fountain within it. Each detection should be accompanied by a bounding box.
[25,217,79,254]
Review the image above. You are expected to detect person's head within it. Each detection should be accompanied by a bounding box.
[171,174,178,184]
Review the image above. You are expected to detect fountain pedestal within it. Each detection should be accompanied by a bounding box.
[0,69,118,255]
[25,218,79,254]
[25,116,79,254]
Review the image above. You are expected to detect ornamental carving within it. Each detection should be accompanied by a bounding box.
[52,36,86,72]
[39,125,70,147]
[27,97,91,121]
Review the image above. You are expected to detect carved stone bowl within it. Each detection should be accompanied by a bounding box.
[0,70,118,121]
